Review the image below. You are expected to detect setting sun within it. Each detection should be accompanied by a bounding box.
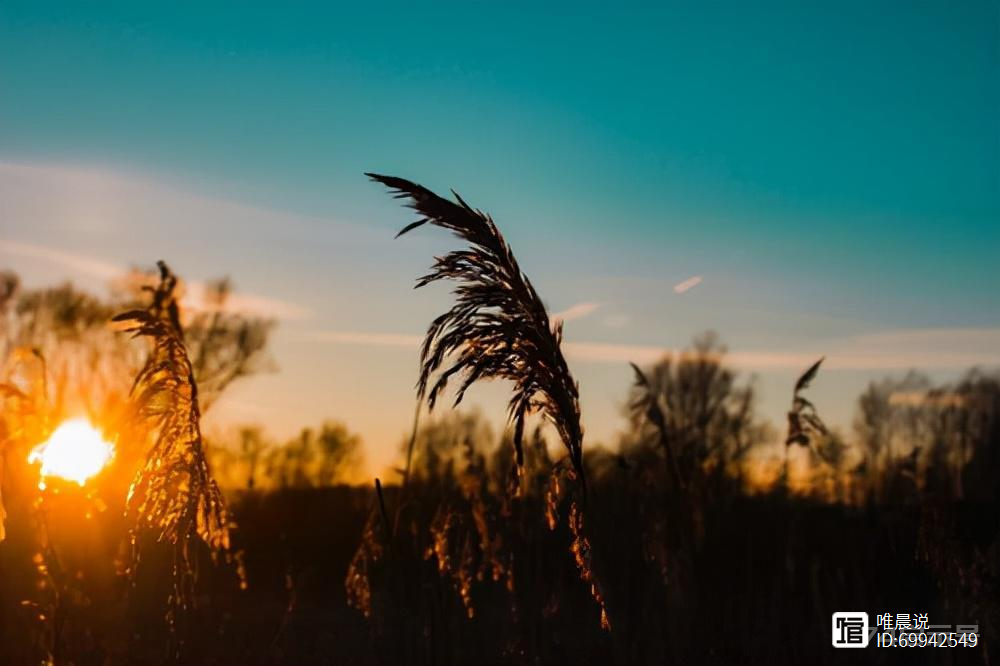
[28,419,115,488]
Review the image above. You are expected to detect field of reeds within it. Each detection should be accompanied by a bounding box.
[1,176,997,665]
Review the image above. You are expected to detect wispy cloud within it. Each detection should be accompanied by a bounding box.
[297,326,1000,371]
[0,161,383,242]
[297,330,422,348]
[888,391,971,408]
[0,240,122,280]
[561,341,815,368]
[850,327,1000,350]
[182,281,312,321]
[673,275,703,294]
[0,239,312,321]
[552,301,601,322]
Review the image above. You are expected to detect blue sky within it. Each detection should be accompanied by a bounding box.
[1,2,998,473]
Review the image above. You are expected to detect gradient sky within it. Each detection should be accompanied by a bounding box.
[2,1,998,475]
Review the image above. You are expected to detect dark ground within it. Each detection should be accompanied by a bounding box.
[1,484,997,665]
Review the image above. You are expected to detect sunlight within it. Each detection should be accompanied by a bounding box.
[28,419,115,488]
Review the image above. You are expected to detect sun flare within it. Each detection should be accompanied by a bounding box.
[28,419,115,488]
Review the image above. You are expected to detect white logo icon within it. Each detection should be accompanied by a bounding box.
[832,612,869,648]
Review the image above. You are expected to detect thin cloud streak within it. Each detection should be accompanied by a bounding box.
[565,343,1000,370]
[0,161,383,242]
[182,281,312,321]
[297,327,1000,371]
[0,240,122,280]
[552,301,601,322]
[298,330,423,347]
[673,275,703,294]
[0,239,312,321]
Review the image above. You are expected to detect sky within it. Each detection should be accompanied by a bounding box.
[1,1,998,475]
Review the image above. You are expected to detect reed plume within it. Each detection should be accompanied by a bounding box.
[344,498,385,619]
[424,438,514,619]
[112,262,232,637]
[368,174,608,629]
[0,348,53,543]
[366,173,586,493]
[629,363,684,489]
[786,357,826,447]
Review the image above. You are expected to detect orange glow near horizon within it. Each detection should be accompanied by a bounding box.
[28,419,115,489]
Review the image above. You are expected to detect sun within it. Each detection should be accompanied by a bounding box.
[29,419,115,488]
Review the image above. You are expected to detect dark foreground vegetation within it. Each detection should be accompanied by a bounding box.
[2,476,997,665]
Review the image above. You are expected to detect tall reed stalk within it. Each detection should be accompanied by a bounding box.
[113,262,233,656]
[368,173,608,629]
[784,357,826,485]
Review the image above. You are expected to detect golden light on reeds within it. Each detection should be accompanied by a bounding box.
[28,419,114,489]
